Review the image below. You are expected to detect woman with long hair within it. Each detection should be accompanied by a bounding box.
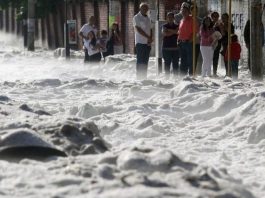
[83,30,102,62]
[200,16,215,77]
[110,22,123,54]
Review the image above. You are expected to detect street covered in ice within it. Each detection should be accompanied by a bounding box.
[1,32,265,198]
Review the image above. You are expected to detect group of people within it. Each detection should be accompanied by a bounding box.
[133,2,242,80]
[79,16,123,63]
[79,2,263,80]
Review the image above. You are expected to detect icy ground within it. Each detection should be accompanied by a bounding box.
[1,32,265,198]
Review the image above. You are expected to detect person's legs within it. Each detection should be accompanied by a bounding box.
[179,42,191,76]
[136,44,150,79]
[231,60,239,79]
[213,44,221,75]
[187,42,193,76]
[206,47,214,76]
[89,53,102,62]
[172,49,179,76]
[84,48,90,63]
[200,46,207,77]
[222,46,228,76]
[224,61,228,76]
[163,49,172,76]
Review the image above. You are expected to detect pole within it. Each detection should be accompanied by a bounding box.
[157,0,159,20]
[250,1,263,80]
[227,0,232,77]
[65,0,70,59]
[23,19,27,47]
[192,1,197,77]
[27,0,35,51]
[156,0,162,75]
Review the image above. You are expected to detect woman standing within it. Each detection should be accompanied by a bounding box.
[200,16,215,77]
[110,22,123,54]
[83,30,102,62]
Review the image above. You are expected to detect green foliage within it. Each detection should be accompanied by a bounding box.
[35,0,64,18]
[0,0,64,20]
[0,0,26,10]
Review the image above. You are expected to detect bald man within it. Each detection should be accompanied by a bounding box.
[133,3,153,80]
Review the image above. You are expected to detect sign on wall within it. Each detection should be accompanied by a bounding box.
[67,20,77,44]
[109,0,121,27]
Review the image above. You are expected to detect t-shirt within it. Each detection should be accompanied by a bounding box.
[200,27,214,46]
[133,12,152,44]
[162,23,178,48]
[99,37,108,52]
[224,42,241,61]
[79,24,98,43]
[178,15,195,41]
[83,39,100,56]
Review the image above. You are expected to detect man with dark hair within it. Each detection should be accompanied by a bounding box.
[220,13,235,76]
[210,11,222,76]
[244,3,265,71]
[162,12,179,77]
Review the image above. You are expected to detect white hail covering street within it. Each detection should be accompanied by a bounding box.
[0,32,265,198]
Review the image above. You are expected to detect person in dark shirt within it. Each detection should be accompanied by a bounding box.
[244,3,265,71]
[210,11,222,76]
[220,13,235,76]
[162,12,179,78]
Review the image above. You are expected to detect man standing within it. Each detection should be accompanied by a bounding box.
[178,3,196,76]
[162,12,179,78]
[133,3,153,80]
[79,16,99,62]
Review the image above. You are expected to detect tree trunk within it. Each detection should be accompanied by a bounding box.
[250,1,263,80]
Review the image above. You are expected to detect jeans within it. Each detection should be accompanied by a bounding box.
[162,49,179,76]
[213,42,221,75]
[84,48,90,63]
[136,43,151,79]
[231,60,239,79]
[179,41,193,76]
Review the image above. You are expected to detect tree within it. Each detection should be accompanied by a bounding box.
[0,0,64,20]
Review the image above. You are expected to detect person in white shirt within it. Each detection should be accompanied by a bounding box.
[133,3,153,80]
[83,30,101,62]
[79,16,99,62]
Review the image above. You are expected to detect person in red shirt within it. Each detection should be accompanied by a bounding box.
[178,3,199,76]
[225,34,241,79]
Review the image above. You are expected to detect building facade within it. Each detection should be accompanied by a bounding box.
[0,0,263,55]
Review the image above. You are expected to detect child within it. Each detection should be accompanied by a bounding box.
[83,30,102,62]
[98,30,109,59]
[224,34,241,79]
